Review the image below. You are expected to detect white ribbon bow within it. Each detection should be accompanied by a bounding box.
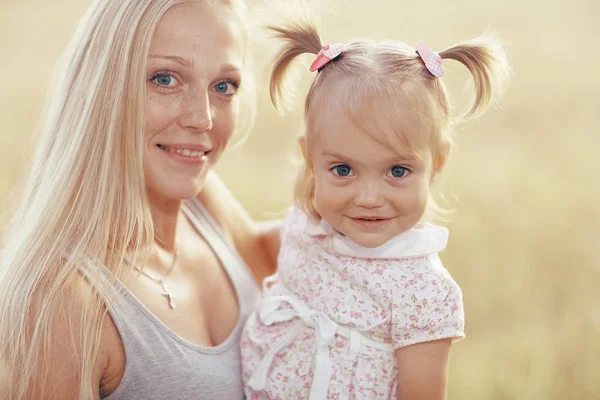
[247,295,339,400]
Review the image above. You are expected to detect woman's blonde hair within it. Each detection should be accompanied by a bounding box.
[267,18,509,220]
[0,0,253,398]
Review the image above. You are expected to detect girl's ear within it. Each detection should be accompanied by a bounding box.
[431,140,450,182]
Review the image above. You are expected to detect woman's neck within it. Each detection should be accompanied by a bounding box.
[147,192,184,252]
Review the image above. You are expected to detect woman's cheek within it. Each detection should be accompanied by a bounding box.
[144,94,179,139]
[209,102,235,144]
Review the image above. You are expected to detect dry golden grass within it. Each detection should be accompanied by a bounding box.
[1,0,598,399]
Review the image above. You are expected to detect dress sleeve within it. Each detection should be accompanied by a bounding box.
[390,256,465,349]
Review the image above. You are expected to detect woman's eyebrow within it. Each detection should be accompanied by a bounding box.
[220,63,243,74]
[148,56,242,76]
[148,54,194,68]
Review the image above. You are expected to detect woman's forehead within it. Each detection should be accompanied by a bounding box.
[150,2,245,69]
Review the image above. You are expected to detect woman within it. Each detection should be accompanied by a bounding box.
[0,0,279,398]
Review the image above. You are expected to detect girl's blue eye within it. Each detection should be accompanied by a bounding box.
[214,80,238,95]
[332,164,353,177]
[389,165,409,178]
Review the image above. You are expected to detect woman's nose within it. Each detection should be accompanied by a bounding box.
[180,89,213,133]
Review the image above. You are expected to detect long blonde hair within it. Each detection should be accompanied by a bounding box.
[267,17,509,220]
[0,0,252,398]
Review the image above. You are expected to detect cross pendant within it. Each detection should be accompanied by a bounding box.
[160,282,176,309]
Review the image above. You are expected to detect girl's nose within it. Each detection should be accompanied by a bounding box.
[353,181,385,208]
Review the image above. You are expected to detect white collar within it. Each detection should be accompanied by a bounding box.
[305,216,448,259]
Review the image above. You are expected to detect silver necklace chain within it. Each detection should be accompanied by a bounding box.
[134,248,179,309]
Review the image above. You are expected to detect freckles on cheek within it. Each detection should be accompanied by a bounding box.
[144,118,165,144]
[227,104,242,140]
[219,111,237,142]
[145,97,176,140]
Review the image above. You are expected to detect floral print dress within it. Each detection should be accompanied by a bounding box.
[241,206,465,399]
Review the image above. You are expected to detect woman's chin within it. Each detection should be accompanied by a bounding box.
[146,180,206,203]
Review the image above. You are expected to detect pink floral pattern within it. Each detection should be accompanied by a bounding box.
[241,207,464,399]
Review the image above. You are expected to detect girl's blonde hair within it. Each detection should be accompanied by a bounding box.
[0,0,253,398]
[267,18,509,220]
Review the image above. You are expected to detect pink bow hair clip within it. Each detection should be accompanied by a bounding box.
[415,42,443,77]
[309,43,345,72]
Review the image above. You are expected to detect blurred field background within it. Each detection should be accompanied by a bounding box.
[1,0,599,399]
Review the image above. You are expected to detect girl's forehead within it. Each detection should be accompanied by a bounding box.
[308,82,433,158]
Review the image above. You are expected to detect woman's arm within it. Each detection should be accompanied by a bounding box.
[25,277,112,400]
[395,339,453,400]
[198,172,281,284]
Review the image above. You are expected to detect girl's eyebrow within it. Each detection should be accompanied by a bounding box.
[321,151,358,164]
[321,151,416,164]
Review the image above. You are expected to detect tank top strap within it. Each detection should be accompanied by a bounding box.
[182,197,260,315]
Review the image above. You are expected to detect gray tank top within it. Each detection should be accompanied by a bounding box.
[101,198,260,400]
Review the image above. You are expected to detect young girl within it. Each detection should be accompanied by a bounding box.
[241,17,508,400]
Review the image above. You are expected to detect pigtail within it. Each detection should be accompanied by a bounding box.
[266,21,323,112]
[440,34,510,121]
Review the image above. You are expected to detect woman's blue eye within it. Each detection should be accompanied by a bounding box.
[152,73,177,87]
[389,165,408,178]
[157,75,171,85]
[214,81,238,95]
[332,164,352,177]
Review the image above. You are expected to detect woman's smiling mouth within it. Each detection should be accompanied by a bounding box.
[157,143,211,164]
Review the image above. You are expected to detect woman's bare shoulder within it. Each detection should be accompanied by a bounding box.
[24,274,121,399]
[197,172,279,283]
[197,172,255,243]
